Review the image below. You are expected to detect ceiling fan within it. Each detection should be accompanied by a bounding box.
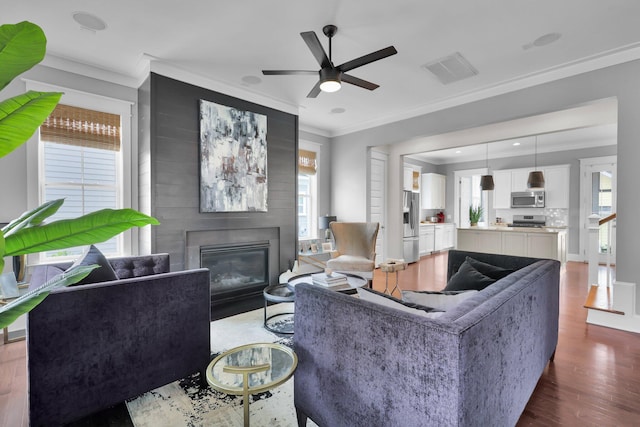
[262,24,398,98]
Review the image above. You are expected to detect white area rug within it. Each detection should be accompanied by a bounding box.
[126,304,316,427]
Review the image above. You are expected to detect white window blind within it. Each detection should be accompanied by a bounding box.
[40,104,122,259]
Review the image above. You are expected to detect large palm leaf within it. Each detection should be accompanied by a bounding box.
[0,21,46,91]
[4,208,160,257]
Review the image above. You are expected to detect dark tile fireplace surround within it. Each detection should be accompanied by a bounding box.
[186,227,280,319]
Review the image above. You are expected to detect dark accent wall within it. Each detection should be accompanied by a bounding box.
[139,73,298,278]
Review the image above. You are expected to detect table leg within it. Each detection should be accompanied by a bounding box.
[223,363,270,427]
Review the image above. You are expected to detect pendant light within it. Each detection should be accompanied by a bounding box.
[480,143,495,191]
[527,135,545,188]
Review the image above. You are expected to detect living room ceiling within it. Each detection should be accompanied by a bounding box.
[6,1,640,137]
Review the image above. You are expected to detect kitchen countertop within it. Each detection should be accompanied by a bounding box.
[457,226,567,233]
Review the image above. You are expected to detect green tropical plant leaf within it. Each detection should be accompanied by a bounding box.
[1,199,64,237]
[0,91,62,158]
[0,21,46,91]
[3,208,160,256]
[0,264,97,329]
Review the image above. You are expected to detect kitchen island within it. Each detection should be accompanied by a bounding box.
[457,226,567,262]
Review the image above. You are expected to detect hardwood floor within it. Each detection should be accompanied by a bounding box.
[2,252,639,426]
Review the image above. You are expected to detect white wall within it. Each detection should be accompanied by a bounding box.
[330,59,640,315]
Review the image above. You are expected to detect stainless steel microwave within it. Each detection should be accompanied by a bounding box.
[511,191,545,208]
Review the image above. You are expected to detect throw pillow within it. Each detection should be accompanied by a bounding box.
[29,265,65,289]
[465,256,514,280]
[401,289,478,311]
[443,260,496,291]
[357,287,444,318]
[67,245,118,286]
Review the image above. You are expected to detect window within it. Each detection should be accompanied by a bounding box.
[26,82,133,261]
[298,147,318,240]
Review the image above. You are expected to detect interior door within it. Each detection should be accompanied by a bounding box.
[370,151,387,266]
[580,156,617,264]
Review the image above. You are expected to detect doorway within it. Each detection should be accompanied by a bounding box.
[454,168,489,228]
[369,150,387,265]
[580,156,617,264]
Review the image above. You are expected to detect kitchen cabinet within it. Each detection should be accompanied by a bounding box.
[419,224,435,256]
[493,170,512,209]
[403,167,413,192]
[456,229,503,254]
[542,165,570,208]
[501,232,528,256]
[421,173,446,209]
[511,169,532,192]
[491,164,570,209]
[457,228,566,261]
[434,223,457,251]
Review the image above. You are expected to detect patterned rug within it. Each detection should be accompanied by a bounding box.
[126,304,314,427]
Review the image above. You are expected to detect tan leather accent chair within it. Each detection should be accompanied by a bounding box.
[326,222,380,281]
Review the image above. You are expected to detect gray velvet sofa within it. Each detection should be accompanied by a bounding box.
[26,253,211,427]
[293,250,560,427]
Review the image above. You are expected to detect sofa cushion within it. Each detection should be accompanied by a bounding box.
[443,260,496,291]
[401,289,478,311]
[68,245,118,286]
[465,256,514,280]
[357,288,444,318]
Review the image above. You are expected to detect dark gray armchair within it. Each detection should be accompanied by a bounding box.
[26,253,211,427]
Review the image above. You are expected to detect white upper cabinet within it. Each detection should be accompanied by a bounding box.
[421,173,446,209]
[491,164,570,209]
[493,170,512,209]
[404,166,421,192]
[542,165,570,208]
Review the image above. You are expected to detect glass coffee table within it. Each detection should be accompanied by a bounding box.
[206,342,297,427]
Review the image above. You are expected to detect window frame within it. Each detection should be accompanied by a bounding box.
[25,80,135,263]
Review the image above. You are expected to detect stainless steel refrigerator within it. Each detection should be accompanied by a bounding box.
[403,190,420,263]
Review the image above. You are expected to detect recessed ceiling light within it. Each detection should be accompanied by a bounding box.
[330,107,346,114]
[513,142,521,146]
[241,75,262,85]
[455,150,462,154]
[522,32,561,50]
[72,11,107,31]
[534,32,561,47]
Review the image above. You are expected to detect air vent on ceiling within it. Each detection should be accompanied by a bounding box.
[422,52,478,85]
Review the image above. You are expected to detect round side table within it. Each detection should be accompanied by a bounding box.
[262,284,295,335]
[379,261,408,296]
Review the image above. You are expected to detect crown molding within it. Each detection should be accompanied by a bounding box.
[40,54,141,88]
[325,42,640,138]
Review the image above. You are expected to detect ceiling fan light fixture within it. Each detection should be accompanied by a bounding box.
[319,68,341,92]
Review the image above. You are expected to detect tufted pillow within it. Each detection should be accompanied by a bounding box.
[401,289,478,311]
[67,245,118,286]
[357,287,444,318]
[443,260,496,291]
[110,255,168,279]
[465,256,514,280]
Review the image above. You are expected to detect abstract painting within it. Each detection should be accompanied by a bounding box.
[199,100,268,212]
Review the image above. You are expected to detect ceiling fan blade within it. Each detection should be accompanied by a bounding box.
[307,81,322,98]
[262,70,318,76]
[337,46,398,73]
[300,31,332,68]
[342,74,379,91]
